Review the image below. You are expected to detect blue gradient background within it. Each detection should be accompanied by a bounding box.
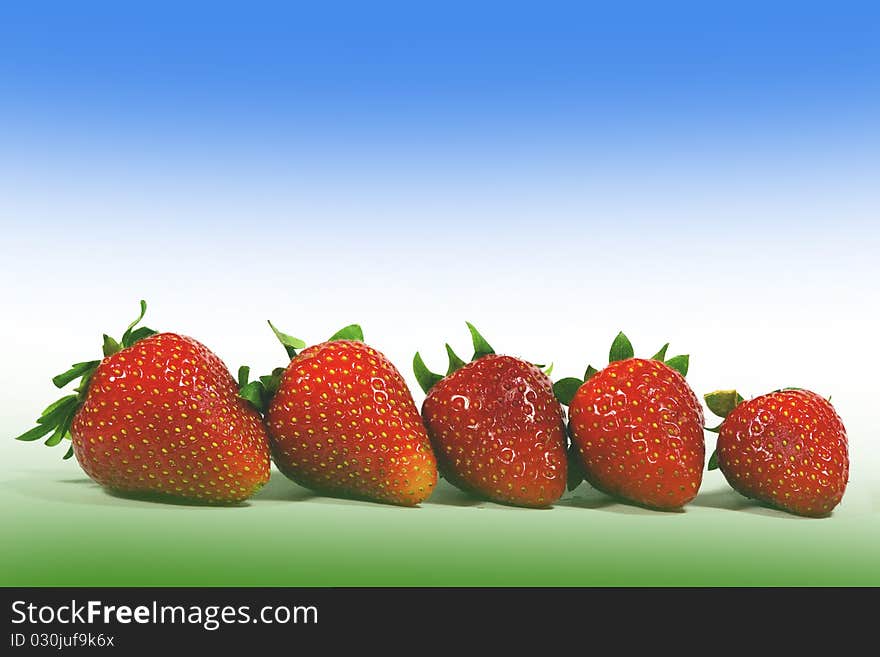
[1,2,879,517]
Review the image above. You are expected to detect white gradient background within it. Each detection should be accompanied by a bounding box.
[1,2,879,506]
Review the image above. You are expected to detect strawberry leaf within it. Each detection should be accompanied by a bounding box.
[553,377,583,406]
[328,324,364,342]
[268,321,306,359]
[665,355,689,377]
[257,367,287,399]
[413,352,443,394]
[44,426,67,447]
[74,374,94,396]
[465,322,495,360]
[125,326,157,346]
[36,395,78,427]
[52,361,100,389]
[584,365,598,381]
[237,366,250,388]
[542,362,554,377]
[704,390,743,419]
[707,449,719,470]
[63,445,74,460]
[17,394,79,451]
[238,365,287,414]
[37,394,79,421]
[14,423,56,442]
[609,332,634,362]
[239,381,267,414]
[102,334,121,357]
[44,406,76,447]
[652,343,670,361]
[445,344,467,375]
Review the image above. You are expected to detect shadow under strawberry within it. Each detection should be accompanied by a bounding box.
[423,480,485,508]
[102,488,255,508]
[688,486,806,520]
[249,474,317,503]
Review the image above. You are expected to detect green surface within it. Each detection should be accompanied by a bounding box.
[2,447,878,587]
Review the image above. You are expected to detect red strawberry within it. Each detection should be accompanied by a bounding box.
[414,323,567,507]
[557,332,704,509]
[16,301,271,504]
[260,323,437,506]
[706,388,848,517]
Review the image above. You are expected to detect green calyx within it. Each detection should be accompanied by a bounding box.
[609,331,635,362]
[237,365,287,415]
[466,322,494,361]
[707,450,719,470]
[413,322,494,395]
[553,331,690,406]
[412,322,552,395]
[413,353,444,394]
[14,300,158,459]
[553,378,584,407]
[241,322,364,413]
[704,389,745,471]
[267,321,307,359]
[705,389,744,420]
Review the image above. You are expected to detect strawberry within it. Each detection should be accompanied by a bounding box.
[254,322,437,506]
[555,332,704,510]
[16,301,271,504]
[414,323,567,507]
[705,388,848,517]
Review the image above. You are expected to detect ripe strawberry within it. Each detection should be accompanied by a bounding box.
[258,322,437,506]
[556,332,704,509]
[16,301,271,504]
[414,323,567,507]
[706,388,848,517]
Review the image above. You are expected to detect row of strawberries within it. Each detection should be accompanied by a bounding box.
[18,302,848,517]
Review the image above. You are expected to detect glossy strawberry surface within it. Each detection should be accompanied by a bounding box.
[267,340,437,505]
[422,354,567,507]
[71,333,271,503]
[716,389,848,517]
[568,358,704,509]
